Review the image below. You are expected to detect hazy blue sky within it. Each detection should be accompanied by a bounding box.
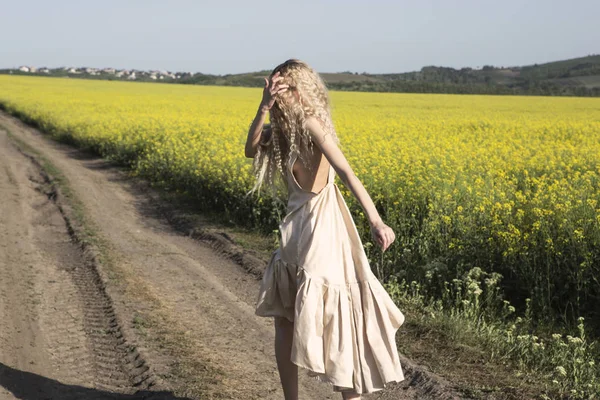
[2,0,598,74]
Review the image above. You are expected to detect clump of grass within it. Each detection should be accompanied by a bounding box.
[385,267,600,399]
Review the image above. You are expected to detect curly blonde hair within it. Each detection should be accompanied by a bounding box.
[247,59,340,199]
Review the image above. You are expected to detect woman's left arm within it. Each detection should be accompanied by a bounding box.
[305,116,396,252]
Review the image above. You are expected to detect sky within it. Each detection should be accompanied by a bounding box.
[2,0,599,75]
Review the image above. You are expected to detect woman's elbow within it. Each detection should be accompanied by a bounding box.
[338,169,357,186]
[244,146,256,158]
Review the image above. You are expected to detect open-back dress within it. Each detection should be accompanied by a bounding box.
[255,151,405,394]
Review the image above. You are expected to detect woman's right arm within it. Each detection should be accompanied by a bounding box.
[244,72,288,158]
[244,105,270,158]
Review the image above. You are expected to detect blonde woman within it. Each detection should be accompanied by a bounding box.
[245,59,405,399]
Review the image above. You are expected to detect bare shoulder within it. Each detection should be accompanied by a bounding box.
[304,116,354,181]
[304,117,328,143]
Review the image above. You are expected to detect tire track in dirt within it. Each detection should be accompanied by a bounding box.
[26,171,149,394]
[0,111,464,400]
[0,128,164,399]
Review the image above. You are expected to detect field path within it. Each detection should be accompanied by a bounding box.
[0,122,159,399]
[0,112,460,400]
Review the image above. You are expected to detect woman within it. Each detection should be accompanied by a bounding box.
[245,59,405,399]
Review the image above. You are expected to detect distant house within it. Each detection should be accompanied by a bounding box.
[19,66,30,72]
[127,72,136,80]
[102,68,116,74]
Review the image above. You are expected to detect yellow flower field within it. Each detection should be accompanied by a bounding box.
[1,74,599,331]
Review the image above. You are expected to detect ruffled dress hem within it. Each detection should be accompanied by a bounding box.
[255,250,405,394]
[303,364,404,394]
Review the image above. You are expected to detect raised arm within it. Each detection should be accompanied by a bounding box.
[244,72,288,158]
[244,105,270,158]
[305,116,396,252]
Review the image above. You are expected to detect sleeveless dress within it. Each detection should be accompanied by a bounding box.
[255,152,405,394]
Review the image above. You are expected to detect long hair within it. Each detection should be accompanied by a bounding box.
[246,59,341,200]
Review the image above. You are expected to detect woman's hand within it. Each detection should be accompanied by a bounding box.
[370,220,396,252]
[261,71,289,111]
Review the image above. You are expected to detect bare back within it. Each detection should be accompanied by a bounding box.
[291,146,332,195]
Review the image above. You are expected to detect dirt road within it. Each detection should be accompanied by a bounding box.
[0,112,460,400]
[0,124,158,399]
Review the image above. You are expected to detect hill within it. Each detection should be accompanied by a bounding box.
[176,54,600,96]
[2,55,600,96]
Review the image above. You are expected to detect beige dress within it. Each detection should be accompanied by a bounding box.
[255,152,405,394]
